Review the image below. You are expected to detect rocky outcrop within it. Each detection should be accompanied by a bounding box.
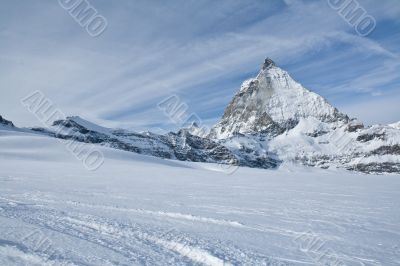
[350,162,400,174]
[45,117,279,169]
[0,115,14,127]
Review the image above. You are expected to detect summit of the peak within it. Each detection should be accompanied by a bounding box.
[262,58,276,70]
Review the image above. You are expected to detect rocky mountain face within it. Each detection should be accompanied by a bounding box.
[0,115,14,127]
[209,58,349,139]
[31,116,280,170]
[1,58,399,174]
[206,58,399,173]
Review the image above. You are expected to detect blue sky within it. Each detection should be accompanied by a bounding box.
[1,0,399,131]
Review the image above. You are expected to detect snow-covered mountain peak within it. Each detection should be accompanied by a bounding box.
[209,58,349,139]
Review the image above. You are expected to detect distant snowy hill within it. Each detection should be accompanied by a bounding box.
[1,58,399,174]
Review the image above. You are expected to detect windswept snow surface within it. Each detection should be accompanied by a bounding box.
[0,130,399,265]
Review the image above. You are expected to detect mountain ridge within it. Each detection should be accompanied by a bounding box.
[1,58,399,174]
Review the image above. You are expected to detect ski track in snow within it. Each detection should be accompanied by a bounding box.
[0,196,282,266]
[61,200,245,228]
[1,178,398,266]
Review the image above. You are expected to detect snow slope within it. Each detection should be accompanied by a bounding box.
[1,128,400,265]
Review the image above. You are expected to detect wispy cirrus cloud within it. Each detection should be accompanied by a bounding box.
[0,0,399,130]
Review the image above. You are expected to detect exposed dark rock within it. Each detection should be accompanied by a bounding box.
[356,133,386,142]
[262,58,276,70]
[306,130,329,138]
[31,127,56,137]
[0,115,14,127]
[370,145,400,156]
[47,117,253,168]
[53,119,91,135]
[166,130,238,163]
[349,162,400,174]
[346,121,364,132]
[237,155,280,169]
